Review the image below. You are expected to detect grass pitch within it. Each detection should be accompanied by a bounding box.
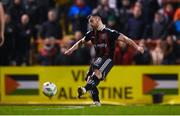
[0,104,180,115]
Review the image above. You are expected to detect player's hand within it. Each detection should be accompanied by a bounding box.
[64,49,73,55]
[137,46,144,54]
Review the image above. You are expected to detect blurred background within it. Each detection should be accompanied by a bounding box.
[0,0,179,66]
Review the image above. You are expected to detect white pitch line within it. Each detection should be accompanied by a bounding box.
[14,106,85,111]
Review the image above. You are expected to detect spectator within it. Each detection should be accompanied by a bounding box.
[70,30,91,65]
[24,0,39,26]
[141,0,160,24]
[15,14,34,65]
[4,14,17,65]
[175,40,180,64]
[118,0,132,33]
[150,39,164,65]
[92,0,118,24]
[36,0,55,9]
[68,0,91,34]
[164,3,174,22]
[159,3,176,36]
[37,38,59,65]
[55,36,72,65]
[134,1,142,9]
[2,0,11,7]
[174,8,180,22]
[158,3,174,25]
[55,0,71,34]
[107,15,119,30]
[162,35,177,64]
[173,8,180,38]
[0,14,17,65]
[108,0,117,9]
[152,12,167,39]
[86,0,98,9]
[40,9,63,40]
[133,40,152,65]
[7,0,25,24]
[127,5,146,39]
[113,41,134,65]
[36,0,56,24]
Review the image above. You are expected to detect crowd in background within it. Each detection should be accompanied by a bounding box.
[0,0,180,66]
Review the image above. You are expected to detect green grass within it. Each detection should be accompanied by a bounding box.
[0,105,180,115]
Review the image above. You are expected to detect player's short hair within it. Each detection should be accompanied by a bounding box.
[87,13,102,20]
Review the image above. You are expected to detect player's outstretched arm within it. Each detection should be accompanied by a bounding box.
[117,34,144,54]
[64,38,86,55]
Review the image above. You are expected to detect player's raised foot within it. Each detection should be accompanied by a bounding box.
[77,87,86,98]
[90,101,101,107]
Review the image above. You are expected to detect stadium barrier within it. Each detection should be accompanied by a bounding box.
[0,66,180,105]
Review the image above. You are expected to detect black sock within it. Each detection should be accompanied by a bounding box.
[84,74,100,91]
[90,87,100,102]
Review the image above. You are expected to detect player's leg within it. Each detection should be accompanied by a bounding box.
[77,70,100,98]
[89,87,101,106]
[84,70,100,91]
[78,58,113,103]
[83,58,105,91]
[78,69,101,106]
[85,66,93,81]
[77,65,93,98]
[99,58,113,80]
[77,58,103,98]
[89,58,113,105]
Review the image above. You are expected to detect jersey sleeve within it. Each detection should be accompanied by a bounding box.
[110,30,121,41]
[84,31,92,42]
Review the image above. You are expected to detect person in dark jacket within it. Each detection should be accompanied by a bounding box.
[36,0,55,23]
[7,0,25,24]
[151,12,167,39]
[24,0,39,26]
[118,0,132,33]
[0,13,17,65]
[127,5,146,40]
[40,9,63,40]
[3,14,17,65]
[16,14,34,65]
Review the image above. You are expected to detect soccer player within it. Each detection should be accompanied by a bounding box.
[0,0,5,46]
[65,14,144,106]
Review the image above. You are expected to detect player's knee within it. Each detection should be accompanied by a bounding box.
[94,69,102,79]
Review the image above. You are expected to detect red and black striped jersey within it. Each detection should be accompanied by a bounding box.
[84,27,121,59]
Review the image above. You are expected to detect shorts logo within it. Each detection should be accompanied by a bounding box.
[94,44,107,48]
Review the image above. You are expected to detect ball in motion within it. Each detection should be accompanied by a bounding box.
[43,82,57,97]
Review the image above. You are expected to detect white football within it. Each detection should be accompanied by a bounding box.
[43,82,57,97]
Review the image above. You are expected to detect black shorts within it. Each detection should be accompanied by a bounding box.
[86,57,113,80]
